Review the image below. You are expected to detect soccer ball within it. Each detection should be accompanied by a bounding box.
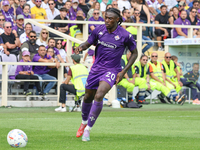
[7,129,28,148]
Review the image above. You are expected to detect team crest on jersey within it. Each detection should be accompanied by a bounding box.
[115,35,120,40]
[99,32,103,35]
[129,34,132,38]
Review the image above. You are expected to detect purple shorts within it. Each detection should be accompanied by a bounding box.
[85,71,118,89]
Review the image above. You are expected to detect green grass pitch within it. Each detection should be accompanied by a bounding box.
[0,103,200,150]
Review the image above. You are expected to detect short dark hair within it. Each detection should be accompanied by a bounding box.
[25,22,32,28]
[180,9,187,14]
[193,63,199,67]
[28,30,36,35]
[171,55,178,61]
[140,54,148,60]
[193,0,199,5]
[160,5,167,9]
[48,38,55,43]
[47,47,54,52]
[23,3,30,9]
[59,7,68,12]
[39,45,46,50]
[122,7,127,15]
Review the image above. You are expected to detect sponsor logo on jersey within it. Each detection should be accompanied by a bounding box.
[98,40,117,49]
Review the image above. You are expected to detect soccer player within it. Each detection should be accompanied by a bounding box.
[75,8,138,141]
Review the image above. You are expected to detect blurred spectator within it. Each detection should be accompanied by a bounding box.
[20,30,39,60]
[197,9,200,23]
[165,0,177,11]
[46,38,65,63]
[100,0,108,12]
[131,0,152,38]
[1,22,21,56]
[77,10,85,19]
[0,15,5,34]
[118,0,131,12]
[22,4,32,19]
[41,0,49,10]
[173,10,191,38]
[31,0,47,20]
[65,0,71,10]
[132,9,154,54]
[19,23,32,43]
[1,1,15,27]
[189,0,199,11]
[69,16,84,49]
[169,6,179,24]
[56,39,69,63]
[16,0,26,15]
[178,1,189,15]
[186,7,197,25]
[87,2,102,20]
[78,0,90,18]
[145,0,158,17]
[46,47,67,78]
[50,7,69,36]
[106,4,112,10]
[15,51,42,96]
[0,36,6,54]
[32,45,59,99]
[55,54,88,112]
[194,29,200,38]
[169,8,173,17]
[12,14,24,37]
[36,29,49,46]
[27,0,35,8]
[155,5,171,51]
[9,0,16,17]
[122,7,131,21]
[46,0,60,20]
[14,0,20,9]
[112,1,118,9]
[156,0,166,14]
[69,0,82,20]
[88,9,104,34]
[55,0,65,10]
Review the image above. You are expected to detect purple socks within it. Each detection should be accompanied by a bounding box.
[87,101,103,127]
[82,101,92,121]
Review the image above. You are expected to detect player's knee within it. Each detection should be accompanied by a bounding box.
[94,93,104,102]
[83,93,94,103]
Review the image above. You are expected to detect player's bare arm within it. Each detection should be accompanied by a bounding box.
[75,41,91,54]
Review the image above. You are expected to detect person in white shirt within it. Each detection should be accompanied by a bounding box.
[36,28,49,46]
[19,23,33,44]
[164,0,177,11]
[41,0,49,10]
[118,0,131,12]
[100,0,108,12]
[46,0,60,20]
[27,0,35,8]
[55,39,69,63]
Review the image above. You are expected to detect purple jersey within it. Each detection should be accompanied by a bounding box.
[32,53,52,74]
[16,6,23,15]
[88,16,104,33]
[87,24,136,73]
[173,17,191,38]
[15,59,32,77]
[23,13,31,19]
[46,46,60,55]
[1,10,14,26]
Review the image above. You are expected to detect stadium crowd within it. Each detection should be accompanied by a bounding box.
[0,0,199,107]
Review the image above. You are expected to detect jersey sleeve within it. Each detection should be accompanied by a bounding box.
[87,27,98,45]
[124,33,136,52]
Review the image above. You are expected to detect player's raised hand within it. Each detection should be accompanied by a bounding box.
[75,46,83,54]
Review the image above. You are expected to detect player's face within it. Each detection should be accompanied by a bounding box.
[193,64,199,74]
[105,12,119,29]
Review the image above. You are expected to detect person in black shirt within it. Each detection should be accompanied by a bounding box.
[55,0,65,10]
[50,7,69,36]
[186,7,197,25]
[155,5,171,51]
[78,0,90,18]
[1,22,21,56]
